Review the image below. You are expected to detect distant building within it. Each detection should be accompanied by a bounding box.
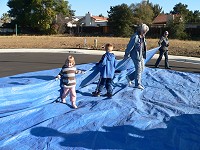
[78,12,108,27]
[152,14,182,27]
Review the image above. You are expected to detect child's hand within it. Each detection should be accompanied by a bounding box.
[55,75,61,80]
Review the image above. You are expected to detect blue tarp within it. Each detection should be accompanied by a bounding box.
[0,53,200,149]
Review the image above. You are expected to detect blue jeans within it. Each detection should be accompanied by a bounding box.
[96,77,113,94]
[128,58,144,86]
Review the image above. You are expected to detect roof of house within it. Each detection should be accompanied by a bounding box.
[152,14,181,24]
[91,16,108,21]
[152,14,168,24]
[78,15,108,23]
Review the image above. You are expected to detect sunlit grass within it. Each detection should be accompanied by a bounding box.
[0,35,199,57]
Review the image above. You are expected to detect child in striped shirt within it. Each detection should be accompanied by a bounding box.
[56,55,84,109]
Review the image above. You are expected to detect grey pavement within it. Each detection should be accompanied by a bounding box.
[0,49,199,77]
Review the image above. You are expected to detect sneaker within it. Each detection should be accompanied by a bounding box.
[106,93,112,98]
[61,99,66,104]
[135,85,144,90]
[155,65,159,68]
[92,91,100,97]
[72,102,78,109]
[126,76,132,86]
[165,67,171,69]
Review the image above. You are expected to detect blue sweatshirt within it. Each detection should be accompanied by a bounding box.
[98,52,116,78]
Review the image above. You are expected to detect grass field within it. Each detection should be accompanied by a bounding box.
[0,35,199,57]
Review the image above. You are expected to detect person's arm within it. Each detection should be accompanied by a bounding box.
[96,54,106,66]
[75,69,85,74]
[55,67,63,80]
[166,38,169,47]
[114,56,117,68]
[124,34,137,58]
[158,36,164,46]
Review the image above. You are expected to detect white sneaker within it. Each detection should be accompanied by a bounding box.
[135,85,144,90]
[126,76,132,86]
[72,102,78,109]
[62,99,66,104]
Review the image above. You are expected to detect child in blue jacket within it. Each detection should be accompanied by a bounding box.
[92,43,116,98]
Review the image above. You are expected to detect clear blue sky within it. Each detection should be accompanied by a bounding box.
[0,0,199,17]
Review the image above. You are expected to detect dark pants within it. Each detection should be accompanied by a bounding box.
[155,50,169,68]
[96,77,113,94]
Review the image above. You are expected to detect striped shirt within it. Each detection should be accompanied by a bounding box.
[59,65,83,88]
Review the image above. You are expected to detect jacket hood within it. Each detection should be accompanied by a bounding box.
[105,52,114,61]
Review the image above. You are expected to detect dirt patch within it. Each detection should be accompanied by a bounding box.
[0,35,199,57]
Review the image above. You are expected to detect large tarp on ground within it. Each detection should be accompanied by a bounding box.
[0,50,200,150]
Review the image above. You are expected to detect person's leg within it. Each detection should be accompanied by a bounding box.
[164,51,170,69]
[141,58,145,72]
[127,58,145,81]
[138,58,145,89]
[105,78,113,97]
[94,77,102,93]
[127,71,135,81]
[127,59,135,85]
[98,78,106,92]
[93,77,106,96]
[132,59,141,86]
[132,59,144,90]
[155,50,164,67]
[69,87,77,109]
[61,87,70,103]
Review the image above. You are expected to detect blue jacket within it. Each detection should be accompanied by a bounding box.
[124,32,147,61]
[98,52,116,78]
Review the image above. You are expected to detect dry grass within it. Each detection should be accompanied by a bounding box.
[0,35,199,57]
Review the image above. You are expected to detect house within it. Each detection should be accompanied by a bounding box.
[65,16,84,27]
[78,12,108,27]
[152,14,182,27]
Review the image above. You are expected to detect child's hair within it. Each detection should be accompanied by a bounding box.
[65,55,75,66]
[105,43,113,52]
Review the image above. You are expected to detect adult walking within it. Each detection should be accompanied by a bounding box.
[124,24,149,90]
[155,31,171,69]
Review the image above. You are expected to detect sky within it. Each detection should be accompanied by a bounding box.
[0,0,199,18]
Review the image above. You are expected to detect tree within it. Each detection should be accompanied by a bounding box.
[170,3,200,24]
[170,3,190,22]
[148,3,163,18]
[0,13,11,24]
[130,2,154,25]
[187,10,200,23]
[108,4,134,37]
[192,10,200,23]
[167,18,187,40]
[98,14,104,17]
[171,3,189,15]
[7,0,73,34]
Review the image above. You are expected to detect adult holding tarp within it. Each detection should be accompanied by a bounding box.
[124,24,149,90]
[155,31,171,69]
